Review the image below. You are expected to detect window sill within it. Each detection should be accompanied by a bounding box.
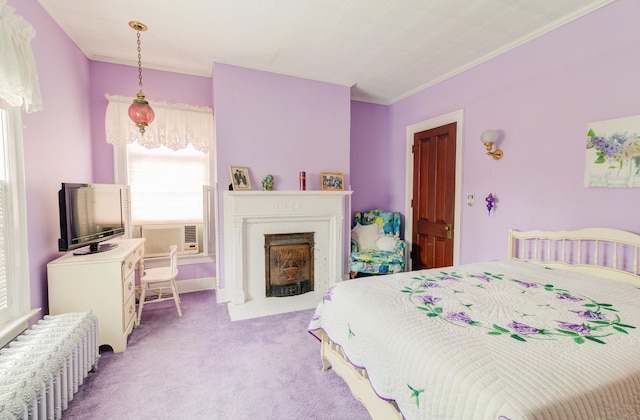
[142,252,215,268]
[0,308,41,348]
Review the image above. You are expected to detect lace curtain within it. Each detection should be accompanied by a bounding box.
[105,95,213,153]
[0,0,43,113]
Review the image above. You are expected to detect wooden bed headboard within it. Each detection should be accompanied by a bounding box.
[508,228,640,284]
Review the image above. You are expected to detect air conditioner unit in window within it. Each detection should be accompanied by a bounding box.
[141,224,199,257]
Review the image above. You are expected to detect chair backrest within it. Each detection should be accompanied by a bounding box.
[353,209,401,237]
[168,245,178,277]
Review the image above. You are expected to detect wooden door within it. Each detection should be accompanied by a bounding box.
[411,123,456,270]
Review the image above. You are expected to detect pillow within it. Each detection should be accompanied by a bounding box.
[376,235,397,252]
[352,223,383,251]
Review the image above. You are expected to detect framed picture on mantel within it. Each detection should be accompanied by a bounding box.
[320,172,344,191]
[230,166,252,191]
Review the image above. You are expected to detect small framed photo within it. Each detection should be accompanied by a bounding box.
[230,166,252,191]
[320,172,344,191]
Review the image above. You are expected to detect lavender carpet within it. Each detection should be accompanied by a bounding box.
[62,290,370,419]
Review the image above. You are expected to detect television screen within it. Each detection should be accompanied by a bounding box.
[59,183,126,255]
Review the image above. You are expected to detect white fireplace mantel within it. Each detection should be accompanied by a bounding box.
[221,190,352,305]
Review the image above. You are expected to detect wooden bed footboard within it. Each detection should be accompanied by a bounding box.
[314,330,403,420]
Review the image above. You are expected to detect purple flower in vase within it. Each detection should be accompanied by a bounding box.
[508,321,539,335]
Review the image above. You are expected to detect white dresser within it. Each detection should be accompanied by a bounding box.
[47,238,145,353]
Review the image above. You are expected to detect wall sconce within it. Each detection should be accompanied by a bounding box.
[480,129,503,160]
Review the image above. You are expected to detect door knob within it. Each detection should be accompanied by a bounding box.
[445,224,452,239]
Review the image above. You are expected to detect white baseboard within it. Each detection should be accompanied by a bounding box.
[176,276,216,294]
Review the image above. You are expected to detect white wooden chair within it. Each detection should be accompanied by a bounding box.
[136,245,182,326]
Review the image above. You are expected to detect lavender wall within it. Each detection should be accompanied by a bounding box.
[213,63,351,191]
[88,61,215,281]
[350,101,391,214]
[9,0,92,314]
[213,63,351,285]
[381,0,640,263]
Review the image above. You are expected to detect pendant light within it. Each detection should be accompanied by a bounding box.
[128,21,155,135]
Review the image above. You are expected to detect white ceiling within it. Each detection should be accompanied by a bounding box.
[37,0,612,104]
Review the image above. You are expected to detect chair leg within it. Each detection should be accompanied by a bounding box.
[171,279,182,317]
[137,284,147,326]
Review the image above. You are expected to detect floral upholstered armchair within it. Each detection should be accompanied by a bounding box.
[349,209,406,278]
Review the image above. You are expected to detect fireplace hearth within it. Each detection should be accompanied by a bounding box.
[265,232,314,297]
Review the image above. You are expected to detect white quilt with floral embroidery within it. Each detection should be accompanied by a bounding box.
[308,260,640,420]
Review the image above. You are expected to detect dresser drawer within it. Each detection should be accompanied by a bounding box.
[123,271,135,304]
[123,291,136,332]
[122,250,140,280]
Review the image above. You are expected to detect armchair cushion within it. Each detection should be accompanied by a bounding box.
[376,235,397,252]
[352,223,383,251]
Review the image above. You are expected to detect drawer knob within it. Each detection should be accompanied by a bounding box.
[128,261,133,269]
[128,282,133,291]
[129,305,134,314]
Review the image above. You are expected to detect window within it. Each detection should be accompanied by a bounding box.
[106,96,215,258]
[126,142,209,225]
[0,1,44,345]
[0,107,34,347]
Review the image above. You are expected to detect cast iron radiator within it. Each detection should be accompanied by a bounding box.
[0,311,99,419]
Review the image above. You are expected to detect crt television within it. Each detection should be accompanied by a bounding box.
[58,183,126,255]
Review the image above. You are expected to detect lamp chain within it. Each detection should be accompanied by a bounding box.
[136,30,143,90]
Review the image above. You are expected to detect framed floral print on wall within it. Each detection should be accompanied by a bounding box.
[585,115,640,188]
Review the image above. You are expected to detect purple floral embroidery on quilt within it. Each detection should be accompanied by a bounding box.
[508,321,539,335]
[419,295,442,304]
[515,280,538,288]
[404,270,635,344]
[557,293,584,302]
[473,274,493,283]
[556,321,590,335]
[571,310,607,320]
[323,286,335,302]
[447,312,472,323]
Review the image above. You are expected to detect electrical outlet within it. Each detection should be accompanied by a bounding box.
[467,194,474,206]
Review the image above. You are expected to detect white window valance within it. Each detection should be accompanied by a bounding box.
[0,0,43,113]
[105,94,213,153]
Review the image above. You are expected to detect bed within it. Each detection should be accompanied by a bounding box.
[308,228,640,419]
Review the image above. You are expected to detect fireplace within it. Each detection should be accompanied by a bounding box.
[222,190,352,305]
[265,232,314,297]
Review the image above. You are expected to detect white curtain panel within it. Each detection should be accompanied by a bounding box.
[0,0,42,113]
[105,94,213,153]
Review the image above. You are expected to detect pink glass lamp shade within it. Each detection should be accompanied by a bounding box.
[128,91,155,135]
